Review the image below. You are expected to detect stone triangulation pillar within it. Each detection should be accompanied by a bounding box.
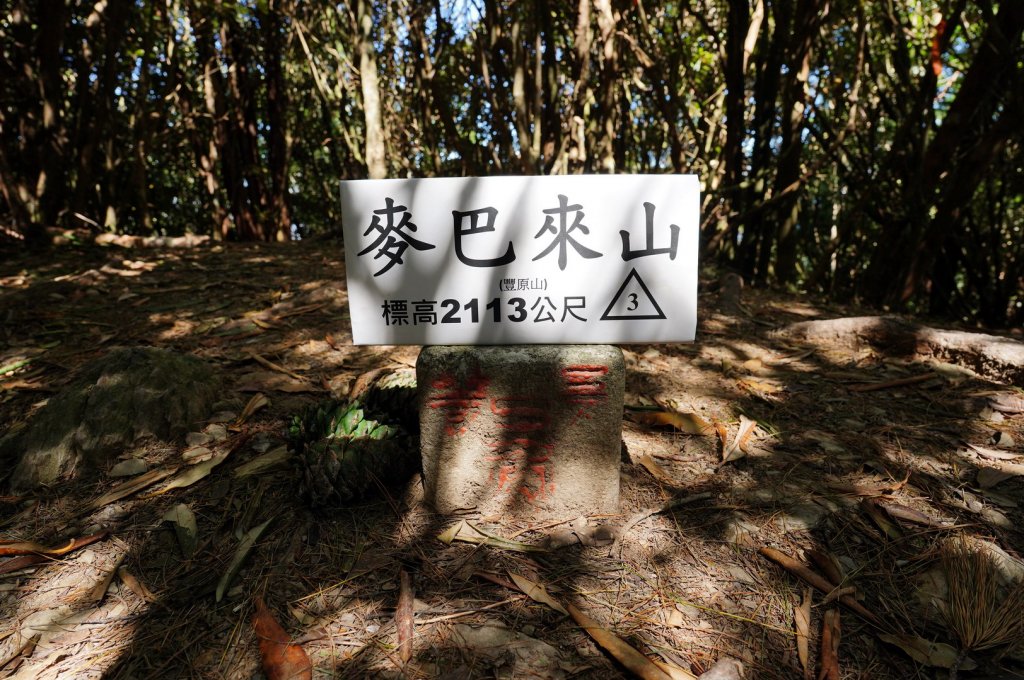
[417,345,624,519]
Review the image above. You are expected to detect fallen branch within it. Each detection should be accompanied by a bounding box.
[848,373,938,392]
[758,547,881,626]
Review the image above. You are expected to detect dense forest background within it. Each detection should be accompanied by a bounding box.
[0,0,1021,326]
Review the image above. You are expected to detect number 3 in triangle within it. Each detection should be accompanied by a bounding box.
[601,268,666,320]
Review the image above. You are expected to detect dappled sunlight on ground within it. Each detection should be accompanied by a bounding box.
[0,240,1022,678]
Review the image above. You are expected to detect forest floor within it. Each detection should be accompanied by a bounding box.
[1,237,1023,679]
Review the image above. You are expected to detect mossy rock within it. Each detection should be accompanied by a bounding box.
[3,346,221,491]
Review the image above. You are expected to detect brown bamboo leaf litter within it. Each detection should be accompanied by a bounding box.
[1,240,1023,678]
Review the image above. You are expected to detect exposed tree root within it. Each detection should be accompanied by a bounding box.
[773,316,1024,384]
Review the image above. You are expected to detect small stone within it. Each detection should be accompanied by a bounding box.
[698,657,744,680]
[250,433,276,454]
[109,458,148,477]
[207,411,238,424]
[203,423,229,442]
[185,431,212,447]
[723,514,759,547]
[726,564,756,585]
[545,528,579,549]
[774,502,826,533]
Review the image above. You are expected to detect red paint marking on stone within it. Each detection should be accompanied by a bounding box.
[518,464,554,503]
[428,398,481,409]
[497,465,515,490]
[429,372,491,438]
[565,384,606,395]
[563,364,609,376]
[561,365,610,423]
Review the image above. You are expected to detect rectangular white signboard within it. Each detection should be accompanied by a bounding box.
[340,175,698,345]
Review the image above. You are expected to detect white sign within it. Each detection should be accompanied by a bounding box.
[340,175,699,345]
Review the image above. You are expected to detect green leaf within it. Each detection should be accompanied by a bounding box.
[216,519,272,602]
[162,504,198,558]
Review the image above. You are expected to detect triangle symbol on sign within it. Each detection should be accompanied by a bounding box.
[600,268,666,320]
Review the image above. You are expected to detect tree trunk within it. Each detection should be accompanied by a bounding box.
[264,1,292,241]
[864,1,1022,307]
[593,0,618,173]
[33,0,69,229]
[356,0,387,179]
[773,0,829,284]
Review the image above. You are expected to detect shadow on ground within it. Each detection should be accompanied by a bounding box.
[0,241,1022,679]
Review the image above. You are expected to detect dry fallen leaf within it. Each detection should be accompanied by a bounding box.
[825,472,909,497]
[638,454,677,486]
[247,351,305,381]
[722,415,758,463]
[861,498,903,539]
[234,447,292,478]
[0,554,47,575]
[633,410,714,435]
[878,633,970,670]
[437,521,548,553]
[978,467,1017,489]
[119,567,158,602]
[565,602,674,680]
[509,572,568,615]
[989,392,1024,414]
[237,371,320,393]
[795,589,812,680]
[968,443,1020,461]
[820,586,857,607]
[487,565,683,679]
[868,500,945,528]
[86,553,127,604]
[758,547,879,625]
[805,550,845,588]
[0,531,107,558]
[252,596,313,680]
[737,378,784,401]
[818,609,840,680]
[162,504,199,558]
[146,450,230,496]
[237,392,270,425]
[696,657,744,679]
[86,468,176,510]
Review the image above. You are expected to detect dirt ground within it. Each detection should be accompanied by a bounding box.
[1,238,1023,679]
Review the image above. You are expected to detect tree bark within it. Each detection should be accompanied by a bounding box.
[772,0,829,284]
[593,0,618,173]
[264,1,292,241]
[356,0,387,179]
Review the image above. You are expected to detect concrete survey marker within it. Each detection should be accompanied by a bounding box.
[341,175,699,344]
[417,345,624,518]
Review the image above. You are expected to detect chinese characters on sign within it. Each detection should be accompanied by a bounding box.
[341,175,698,344]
